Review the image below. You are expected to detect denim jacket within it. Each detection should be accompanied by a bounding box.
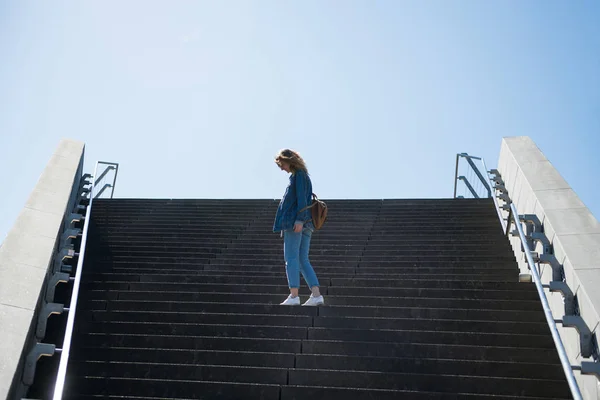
[273,169,313,232]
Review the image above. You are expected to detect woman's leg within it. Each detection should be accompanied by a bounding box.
[283,228,302,298]
[299,227,321,297]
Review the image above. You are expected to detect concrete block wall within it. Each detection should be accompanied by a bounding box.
[0,139,85,399]
[498,136,600,400]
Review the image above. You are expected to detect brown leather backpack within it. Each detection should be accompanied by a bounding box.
[300,193,328,230]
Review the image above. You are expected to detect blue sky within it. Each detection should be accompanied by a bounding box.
[1,1,599,241]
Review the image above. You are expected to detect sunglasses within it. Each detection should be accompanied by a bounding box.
[281,150,293,157]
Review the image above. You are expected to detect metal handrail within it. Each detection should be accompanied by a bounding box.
[509,203,583,400]
[454,153,491,199]
[481,157,507,234]
[52,162,100,400]
[454,154,507,233]
[454,154,583,397]
[93,161,119,199]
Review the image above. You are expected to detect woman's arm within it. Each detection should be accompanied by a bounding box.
[294,171,309,232]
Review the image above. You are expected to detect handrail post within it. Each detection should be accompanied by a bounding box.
[453,154,460,198]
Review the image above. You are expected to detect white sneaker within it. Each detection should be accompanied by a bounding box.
[280,295,301,306]
[302,295,324,306]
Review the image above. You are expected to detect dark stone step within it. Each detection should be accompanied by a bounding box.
[357,260,516,268]
[91,234,237,245]
[302,339,560,364]
[82,278,533,301]
[83,294,542,311]
[77,320,554,350]
[83,310,548,335]
[206,249,514,257]
[365,234,508,240]
[222,238,511,245]
[92,210,496,218]
[203,270,518,282]
[227,242,514,250]
[71,333,560,365]
[73,332,302,353]
[288,368,569,398]
[94,259,517,271]
[318,304,546,322]
[65,376,281,399]
[313,315,549,335]
[330,278,531,291]
[69,360,568,398]
[94,230,507,240]
[326,287,535,300]
[90,231,243,240]
[97,266,351,277]
[103,266,519,276]
[89,248,224,256]
[85,310,314,327]
[358,255,515,262]
[240,220,502,228]
[82,302,544,322]
[80,282,324,295]
[281,385,569,400]
[85,271,520,286]
[295,354,564,380]
[91,255,218,264]
[78,321,309,340]
[85,270,523,286]
[92,220,259,228]
[71,347,296,368]
[91,211,497,219]
[100,252,359,262]
[90,256,514,268]
[91,243,514,258]
[306,327,554,349]
[205,256,515,265]
[70,361,288,385]
[93,245,376,257]
[360,249,512,256]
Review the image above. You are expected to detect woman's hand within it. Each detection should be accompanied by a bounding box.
[293,222,303,232]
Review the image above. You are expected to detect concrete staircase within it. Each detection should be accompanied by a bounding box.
[64,198,571,399]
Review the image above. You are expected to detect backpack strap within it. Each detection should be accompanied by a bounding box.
[298,193,317,213]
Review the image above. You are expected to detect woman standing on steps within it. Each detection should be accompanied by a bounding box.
[273,149,324,306]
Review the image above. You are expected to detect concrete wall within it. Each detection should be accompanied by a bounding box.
[0,139,85,399]
[498,136,600,400]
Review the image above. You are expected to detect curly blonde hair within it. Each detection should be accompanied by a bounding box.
[275,149,308,174]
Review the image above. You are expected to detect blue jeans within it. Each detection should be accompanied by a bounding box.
[283,224,320,289]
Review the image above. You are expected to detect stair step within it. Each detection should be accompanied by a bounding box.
[72,333,559,364]
[306,327,554,348]
[302,339,559,363]
[71,361,289,384]
[287,368,569,397]
[295,354,564,379]
[83,310,549,335]
[81,302,546,322]
[83,294,543,311]
[74,333,303,353]
[77,321,554,349]
[65,377,281,399]
[71,347,296,368]
[104,266,518,276]
[281,385,570,400]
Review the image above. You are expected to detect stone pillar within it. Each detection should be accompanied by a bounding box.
[0,139,85,399]
[498,136,600,400]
